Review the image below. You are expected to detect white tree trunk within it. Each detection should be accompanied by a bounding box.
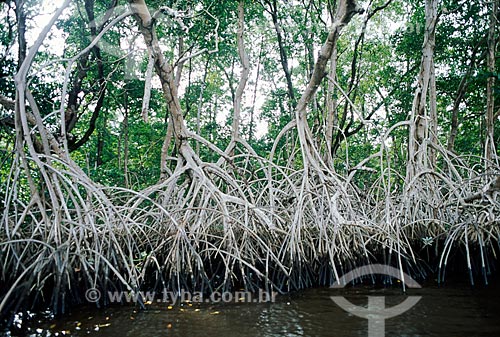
[227,0,250,156]
[407,0,438,179]
[295,0,361,171]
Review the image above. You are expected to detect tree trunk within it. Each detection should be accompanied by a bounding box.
[447,40,484,152]
[331,0,393,156]
[230,0,249,148]
[159,35,186,180]
[123,89,129,188]
[15,0,26,69]
[325,44,338,163]
[96,129,104,167]
[295,0,361,169]
[129,0,190,157]
[407,0,438,178]
[160,121,173,180]
[428,53,438,167]
[265,0,296,109]
[248,37,264,142]
[485,0,498,164]
[196,58,210,155]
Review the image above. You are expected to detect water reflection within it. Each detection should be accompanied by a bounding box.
[4,280,500,337]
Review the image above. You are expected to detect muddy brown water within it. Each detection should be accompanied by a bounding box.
[3,280,500,337]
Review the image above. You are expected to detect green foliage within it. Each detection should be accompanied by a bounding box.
[1,0,498,189]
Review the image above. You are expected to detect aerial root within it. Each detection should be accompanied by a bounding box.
[1,144,499,315]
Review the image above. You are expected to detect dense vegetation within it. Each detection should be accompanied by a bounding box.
[0,0,499,318]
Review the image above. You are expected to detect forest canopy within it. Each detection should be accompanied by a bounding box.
[0,0,499,316]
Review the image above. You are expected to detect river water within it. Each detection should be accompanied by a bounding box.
[3,279,500,337]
